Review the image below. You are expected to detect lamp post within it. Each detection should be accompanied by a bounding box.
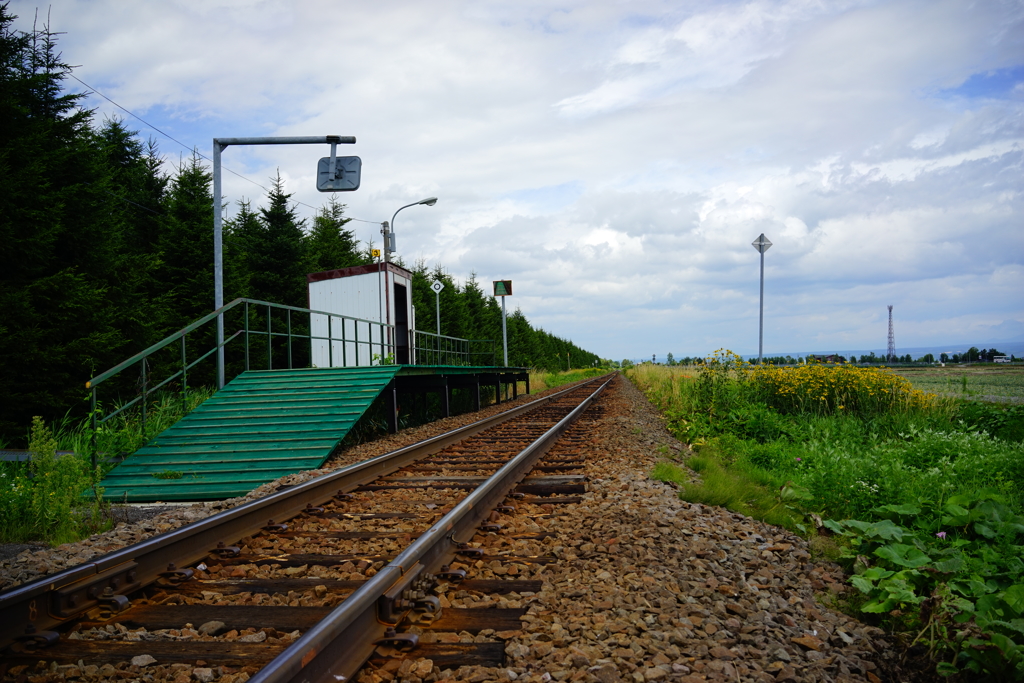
[384,197,437,263]
[751,233,772,365]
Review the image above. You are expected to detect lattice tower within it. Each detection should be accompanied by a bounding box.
[887,305,896,363]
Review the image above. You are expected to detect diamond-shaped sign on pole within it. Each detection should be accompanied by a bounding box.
[751,233,772,254]
[431,281,444,336]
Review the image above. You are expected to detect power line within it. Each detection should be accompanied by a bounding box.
[69,74,384,224]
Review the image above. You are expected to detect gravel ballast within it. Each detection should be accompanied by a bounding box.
[1,375,895,683]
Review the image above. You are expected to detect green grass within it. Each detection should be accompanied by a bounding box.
[651,457,803,529]
[896,366,1024,402]
[530,367,608,393]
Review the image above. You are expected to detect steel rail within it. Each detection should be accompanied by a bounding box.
[250,374,614,683]
[0,374,614,651]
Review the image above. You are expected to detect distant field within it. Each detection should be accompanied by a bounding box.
[894,365,1024,403]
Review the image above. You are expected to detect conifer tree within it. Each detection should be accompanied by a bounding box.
[306,196,363,273]
[249,172,307,307]
[96,118,168,349]
[223,199,260,302]
[0,6,124,440]
[159,152,214,329]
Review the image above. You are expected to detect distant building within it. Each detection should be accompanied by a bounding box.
[994,355,1010,364]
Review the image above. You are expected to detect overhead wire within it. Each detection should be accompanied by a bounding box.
[69,74,385,225]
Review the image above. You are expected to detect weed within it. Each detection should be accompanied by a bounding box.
[0,418,107,545]
[0,388,212,545]
[152,470,183,480]
[826,492,1024,679]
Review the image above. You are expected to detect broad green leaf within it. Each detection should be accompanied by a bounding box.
[863,566,895,580]
[850,576,875,594]
[942,503,970,526]
[976,594,1009,619]
[934,662,958,677]
[1003,585,1024,615]
[876,503,921,517]
[974,522,997,539]
[844,519,874,534]
[861,598,896,613]
[973,500,1008,525]
[866,519,905,541]
[933,556,964,574]
[886,585,924,605]
[875,544,932,568]
[823,519,845,534]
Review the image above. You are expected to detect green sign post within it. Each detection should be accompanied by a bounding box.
[493,280,512,366]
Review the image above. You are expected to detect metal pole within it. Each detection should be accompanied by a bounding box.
[758,246,765,365]
[435,290,441,336]
[213,142,225,388]
[501,296,508,366]
[212,135,355,385]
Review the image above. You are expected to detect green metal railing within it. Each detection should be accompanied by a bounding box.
[412,330,496,366]
[85,298,498,468]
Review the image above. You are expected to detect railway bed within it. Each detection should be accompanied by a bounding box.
[1,376,896,683]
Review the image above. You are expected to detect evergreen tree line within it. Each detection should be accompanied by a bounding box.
[0,6,598,445]
[405,262,599,372]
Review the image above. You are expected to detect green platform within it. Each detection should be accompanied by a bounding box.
[98,366,402,502]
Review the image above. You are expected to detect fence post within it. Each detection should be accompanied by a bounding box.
[180,334,188,414]
[328,315,333,368]
[90,386,98,472]
[266,303,273,370]
[140,359,147,432]
[244,301,251,371]
[287,309,293,369]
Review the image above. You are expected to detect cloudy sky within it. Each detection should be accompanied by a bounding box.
[12,0,1023,360]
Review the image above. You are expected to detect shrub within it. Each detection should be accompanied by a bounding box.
[743,361,947,419]
[0,417,105,545]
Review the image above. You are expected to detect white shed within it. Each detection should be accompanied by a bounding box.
[307,263,415,367]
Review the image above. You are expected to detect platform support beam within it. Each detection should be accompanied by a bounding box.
[385,381,398,434]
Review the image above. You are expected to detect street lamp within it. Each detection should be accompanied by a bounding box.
[751,233,772,365]
[383,197,438,263]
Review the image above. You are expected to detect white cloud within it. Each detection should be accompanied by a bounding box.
[9,0,1023,358]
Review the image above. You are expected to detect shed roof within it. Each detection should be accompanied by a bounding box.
[307,262,412,283]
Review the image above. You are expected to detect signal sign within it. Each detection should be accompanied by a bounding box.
[430,281,445,294]
[371,249,381,259]
[493,280,512,297]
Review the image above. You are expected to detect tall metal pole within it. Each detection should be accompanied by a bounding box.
[501,296,508,366]
[212,135,355,387]
[435,290,441,336]
[213,141,225,388]
[751,233,772,366]
[758,246,764,366]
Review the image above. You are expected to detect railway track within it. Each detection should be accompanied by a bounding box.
[0,374,615,683]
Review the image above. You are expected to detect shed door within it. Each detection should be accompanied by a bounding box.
[394,283,409,364]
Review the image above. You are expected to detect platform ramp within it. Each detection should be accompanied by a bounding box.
[98,366,401,502]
